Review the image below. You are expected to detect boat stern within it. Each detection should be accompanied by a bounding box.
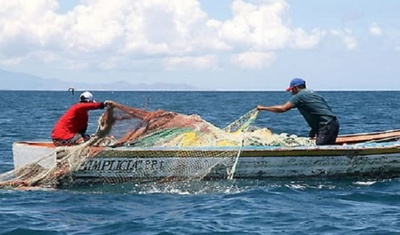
[12,141,56,170]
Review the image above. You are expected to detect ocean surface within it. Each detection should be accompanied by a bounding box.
[1,90,400,235]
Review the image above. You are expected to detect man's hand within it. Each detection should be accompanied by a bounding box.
[256,105,265,111]
[104,100,115,107]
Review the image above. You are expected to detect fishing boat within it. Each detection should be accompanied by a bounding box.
[11,129,400,185]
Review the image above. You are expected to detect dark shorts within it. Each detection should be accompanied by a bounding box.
[316,117,340,145]
[52,133,90,147]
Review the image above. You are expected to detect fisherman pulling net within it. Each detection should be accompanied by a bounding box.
[0,102,314,189]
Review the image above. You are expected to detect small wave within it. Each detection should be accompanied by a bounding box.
[353,181,377,186]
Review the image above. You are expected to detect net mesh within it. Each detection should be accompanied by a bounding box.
[0,103,315,189]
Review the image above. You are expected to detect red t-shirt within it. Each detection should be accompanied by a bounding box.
[51,102,104,140]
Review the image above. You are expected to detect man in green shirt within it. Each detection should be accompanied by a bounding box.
[256,78,340,145]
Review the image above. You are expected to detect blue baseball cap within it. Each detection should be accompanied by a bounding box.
[286,78,305,92]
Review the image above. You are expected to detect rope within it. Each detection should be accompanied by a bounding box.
[227,109,259,180]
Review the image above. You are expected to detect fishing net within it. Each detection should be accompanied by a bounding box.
[0,103,314,189]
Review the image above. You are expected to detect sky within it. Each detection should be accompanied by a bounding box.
[0,0,400,90]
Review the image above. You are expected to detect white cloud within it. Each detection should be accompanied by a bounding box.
[164,55,219,70]
[0,0,324,72]
[0,1,64,55]
[369,22,382,36]
[291,28,326,49]
[230,51,276,69]
[0,56,26,65]
[66,60,89,70]
[330,29,357,50]
[219,0,292,50]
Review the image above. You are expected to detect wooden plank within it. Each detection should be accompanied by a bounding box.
[336,129,400,144]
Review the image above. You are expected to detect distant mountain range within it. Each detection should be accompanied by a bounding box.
[0,69,200,91]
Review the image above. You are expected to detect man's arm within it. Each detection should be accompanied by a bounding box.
[79,102,105,110]
[256,101,294,113]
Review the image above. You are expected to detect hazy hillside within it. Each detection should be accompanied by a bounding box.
[0,69,200,91]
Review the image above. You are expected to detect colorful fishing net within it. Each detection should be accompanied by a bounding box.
[0,103,314,189]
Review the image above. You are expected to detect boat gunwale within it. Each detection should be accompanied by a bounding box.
[94,143,400,158]
[14,139,400,158]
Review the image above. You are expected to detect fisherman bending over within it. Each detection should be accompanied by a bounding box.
[256,78,340,145]
[51,91,114,146]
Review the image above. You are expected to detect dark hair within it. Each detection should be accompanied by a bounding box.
[80,95,88,103]
[297,83,306,89]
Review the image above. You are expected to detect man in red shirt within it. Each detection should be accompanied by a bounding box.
[51,91,114,146]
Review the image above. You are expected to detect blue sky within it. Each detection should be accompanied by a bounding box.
[1,0,399,90]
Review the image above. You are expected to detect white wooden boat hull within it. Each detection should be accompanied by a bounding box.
[12,141,400,184]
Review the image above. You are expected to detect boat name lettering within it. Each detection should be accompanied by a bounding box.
[80,159,165,172]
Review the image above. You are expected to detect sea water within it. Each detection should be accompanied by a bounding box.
[0,90,400,235]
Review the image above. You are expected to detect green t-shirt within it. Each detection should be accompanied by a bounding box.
[289,89,336,131]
